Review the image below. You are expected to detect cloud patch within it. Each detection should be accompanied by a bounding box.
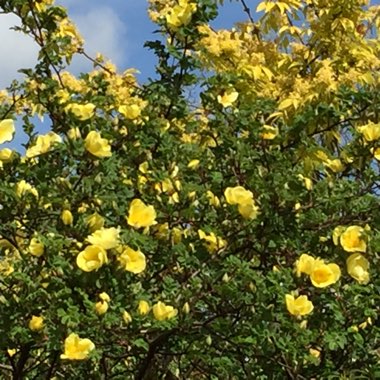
[0,14,39,88]
[69,6,128,73]
[0,3,128,89]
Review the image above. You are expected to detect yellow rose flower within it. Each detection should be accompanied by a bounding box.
[0,119,15,144]
[66,103,95,121]
[357,122,380,142]
[285,294,314,316]
[95,301,108,315]
[339,225,366,253]
[309,348,321,359]
[61,210,73,225]
[295,253,316,277]
[347,253,370,284]
[332,225,345,245]
[237,201,259,220]
[16,180,38,198]
[85,131,112,158]
[217,89,239,108]
[29,315,44,331]
[7,348,18,357]
[152,301,178,321]
[309,262,341,288]
[206,190,220,207]
[76,245,108,272]
[29,238,44,257]
[60,333,95,360]
[25,132,62,158]
[127,199,157,229]
[0,148,14,162]
[117,246,146,274]
[224,186,253,205]
[118,104,141,120]
[138,300,150,315]
[86,227,119,250]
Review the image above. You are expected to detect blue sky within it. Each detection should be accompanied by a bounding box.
[0,0,256,87]
[0,0,255,150]
[1,0,379,149]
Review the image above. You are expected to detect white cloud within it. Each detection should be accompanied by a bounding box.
[0,14,39,88]
[0,4,128,89]
[69,6,128,73]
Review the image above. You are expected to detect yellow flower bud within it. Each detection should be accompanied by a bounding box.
[122,310,132,324]
[61,210,73,225]
[138,300,150,316]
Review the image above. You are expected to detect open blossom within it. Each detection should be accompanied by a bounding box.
[295,254,318,277]
[225,186,253,205]
[16,180,38,198]
[357,122,380,142]
[26,132,62,158]
[295,254,340,287]
[0,119,15,144]
[66,103,95,121]
[309,262,341,288]
[285,294,314,316]
[117,246,146,274]
[86,227,120,250]
[76,245,108,272]
[217,89,239,108]
[153,301,178,321]
[224,186,259,220]
[347,253,370,284]
[127,199,157,228]
[339,225,366,253]
[85,131,112,158]
[60,333,95,360]
[118,104,141,120]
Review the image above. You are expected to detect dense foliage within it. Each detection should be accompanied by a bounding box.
[0,0,379,378]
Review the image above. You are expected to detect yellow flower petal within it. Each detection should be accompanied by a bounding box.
[118,246,146,274]
[60,333,95,360]
[152,301,178,321]
[127,199,157,229]
[340,226,366,253]
[285,294,314,316]
[85,131,112,158]
[0,119,15,144]
[76,245,108,272]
